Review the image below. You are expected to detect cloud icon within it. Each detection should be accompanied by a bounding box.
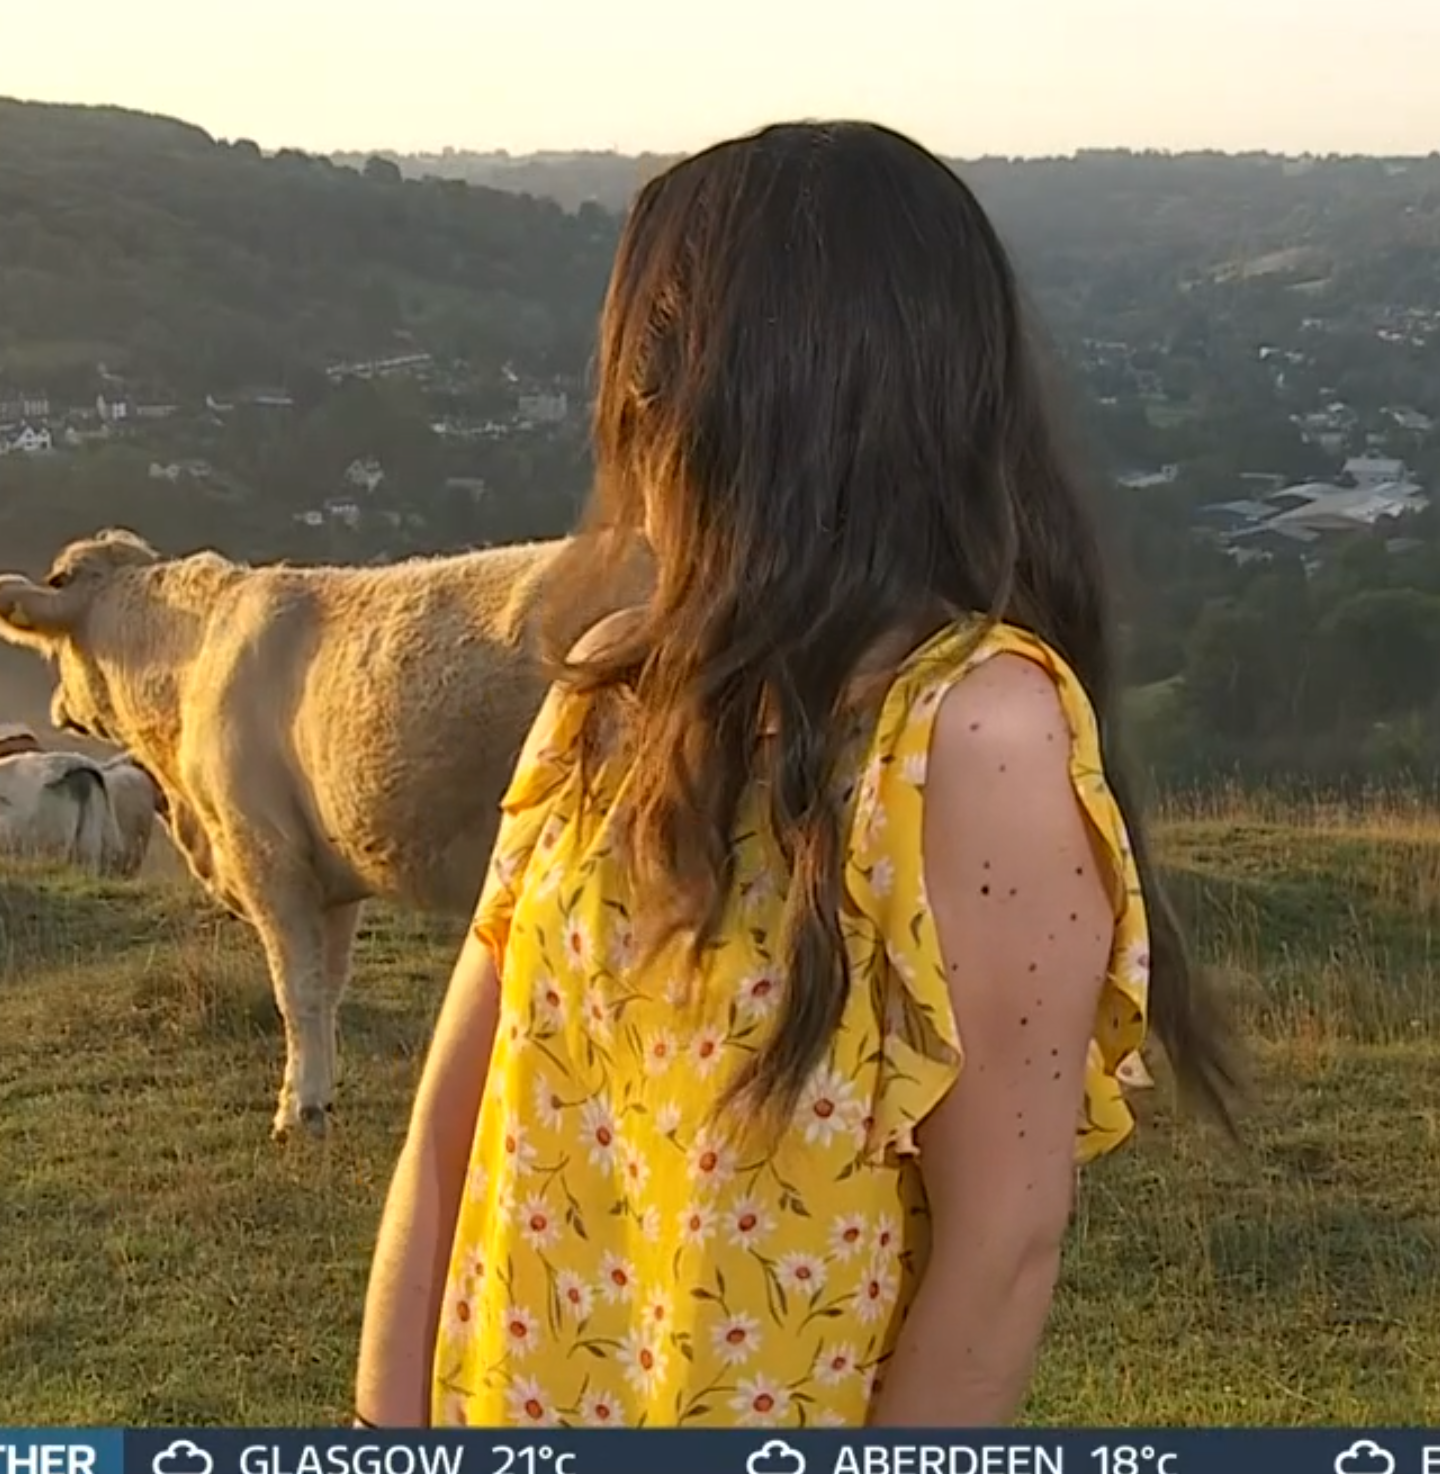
[152,1441,215,1474]
[747,1441,807,1474]
[1334,1441,1394,1474]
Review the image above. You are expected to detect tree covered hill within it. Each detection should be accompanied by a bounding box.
[962,152,1440,352]
[8,97,1439,403]
[329,148,670,213]
[7,105,1440,786]
[0,99,621,394]
[332,144,1440,487]
[350,143,1440,320]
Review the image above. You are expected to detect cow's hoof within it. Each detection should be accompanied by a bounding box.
[300,1103,332,1136]
[272,1099,300,1142]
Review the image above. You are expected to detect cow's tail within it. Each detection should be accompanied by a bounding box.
[46,764,118,871]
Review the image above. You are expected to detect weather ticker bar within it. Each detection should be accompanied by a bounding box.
[0,1429,1434,1474]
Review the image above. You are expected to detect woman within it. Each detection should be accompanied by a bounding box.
[355,119,1238,1429]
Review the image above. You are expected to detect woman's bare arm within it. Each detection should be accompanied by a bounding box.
[354,928,501,1426]
[868,654,1115,1426]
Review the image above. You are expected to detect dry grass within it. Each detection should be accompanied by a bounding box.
[1,795,1438,1426]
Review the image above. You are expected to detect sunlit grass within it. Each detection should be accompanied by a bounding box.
[1,790,1437,1425]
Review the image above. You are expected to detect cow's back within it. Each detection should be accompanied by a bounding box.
[0,753,103,864]
[228,540,640,914]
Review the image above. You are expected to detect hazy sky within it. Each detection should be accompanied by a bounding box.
[3,0,1436,158]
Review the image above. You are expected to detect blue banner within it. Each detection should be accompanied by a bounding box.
[0,1432,126,1474]
[0,1428,1435,1474]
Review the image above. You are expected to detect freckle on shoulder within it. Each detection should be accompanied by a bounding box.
[931,653,1070,765]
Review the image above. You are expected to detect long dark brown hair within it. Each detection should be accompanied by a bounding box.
[543,120,1240,1133]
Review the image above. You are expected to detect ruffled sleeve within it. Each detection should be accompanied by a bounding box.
[471,682,589,972]
[842,622,1151,1168]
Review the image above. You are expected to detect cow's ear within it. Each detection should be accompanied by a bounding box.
[0,575,81,649]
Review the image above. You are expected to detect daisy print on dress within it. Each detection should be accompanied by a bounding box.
[578,1387,627,1427]
[555,1271,593,1323]
[530,974,566,1031]
[434,623,1152,1427]
[798,1066,863,1147]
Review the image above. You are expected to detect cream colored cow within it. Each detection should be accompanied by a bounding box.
[0,529,647,1140]
[0,748,160,876]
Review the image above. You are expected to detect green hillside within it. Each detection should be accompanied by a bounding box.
[0,98,619,390]
[5,101,1440,785]
[348,144,1440,326]
[1,795,1437,1424]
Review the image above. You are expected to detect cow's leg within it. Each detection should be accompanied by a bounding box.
[168,800,241,912]
[320,901,363,1097]
[245,889,334,1140]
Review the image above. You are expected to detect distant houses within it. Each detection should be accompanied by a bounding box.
[1116,463,1180,490]
[148,459,214,483]
[0,348,575,471]
[205,388,294,414]
[1195,499,1277,537]
[135,399,180,420]
[0,390,49,422]
[0,424,53,456]
[326,352,433,384]
[516,389,568,425]
[1,318,1415,573]
[288,461,386,531]
[1291,402,1354,455]
[1386,406,1434,434]
[1197,460,1428,561]
[323,497,362,528]
[344,457,386,494]
[1342,454,1408,490]
[430,416,515,441]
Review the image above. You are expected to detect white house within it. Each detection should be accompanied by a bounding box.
[343,457,385,494]
[517,390,569,424]
[0,391,49,422]
[1344,455,1407,490]
[324,353,432,384]
[1116,464,1180,490]
[147,459,212,483]
[244,388,294,409]
[323,497,362,528]
[1,425,53,455]
[1231,482,1427,543]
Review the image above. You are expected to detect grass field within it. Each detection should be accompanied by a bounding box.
[1,793,1438,1427]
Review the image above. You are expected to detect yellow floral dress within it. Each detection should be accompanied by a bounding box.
[432,621,1150,1429]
